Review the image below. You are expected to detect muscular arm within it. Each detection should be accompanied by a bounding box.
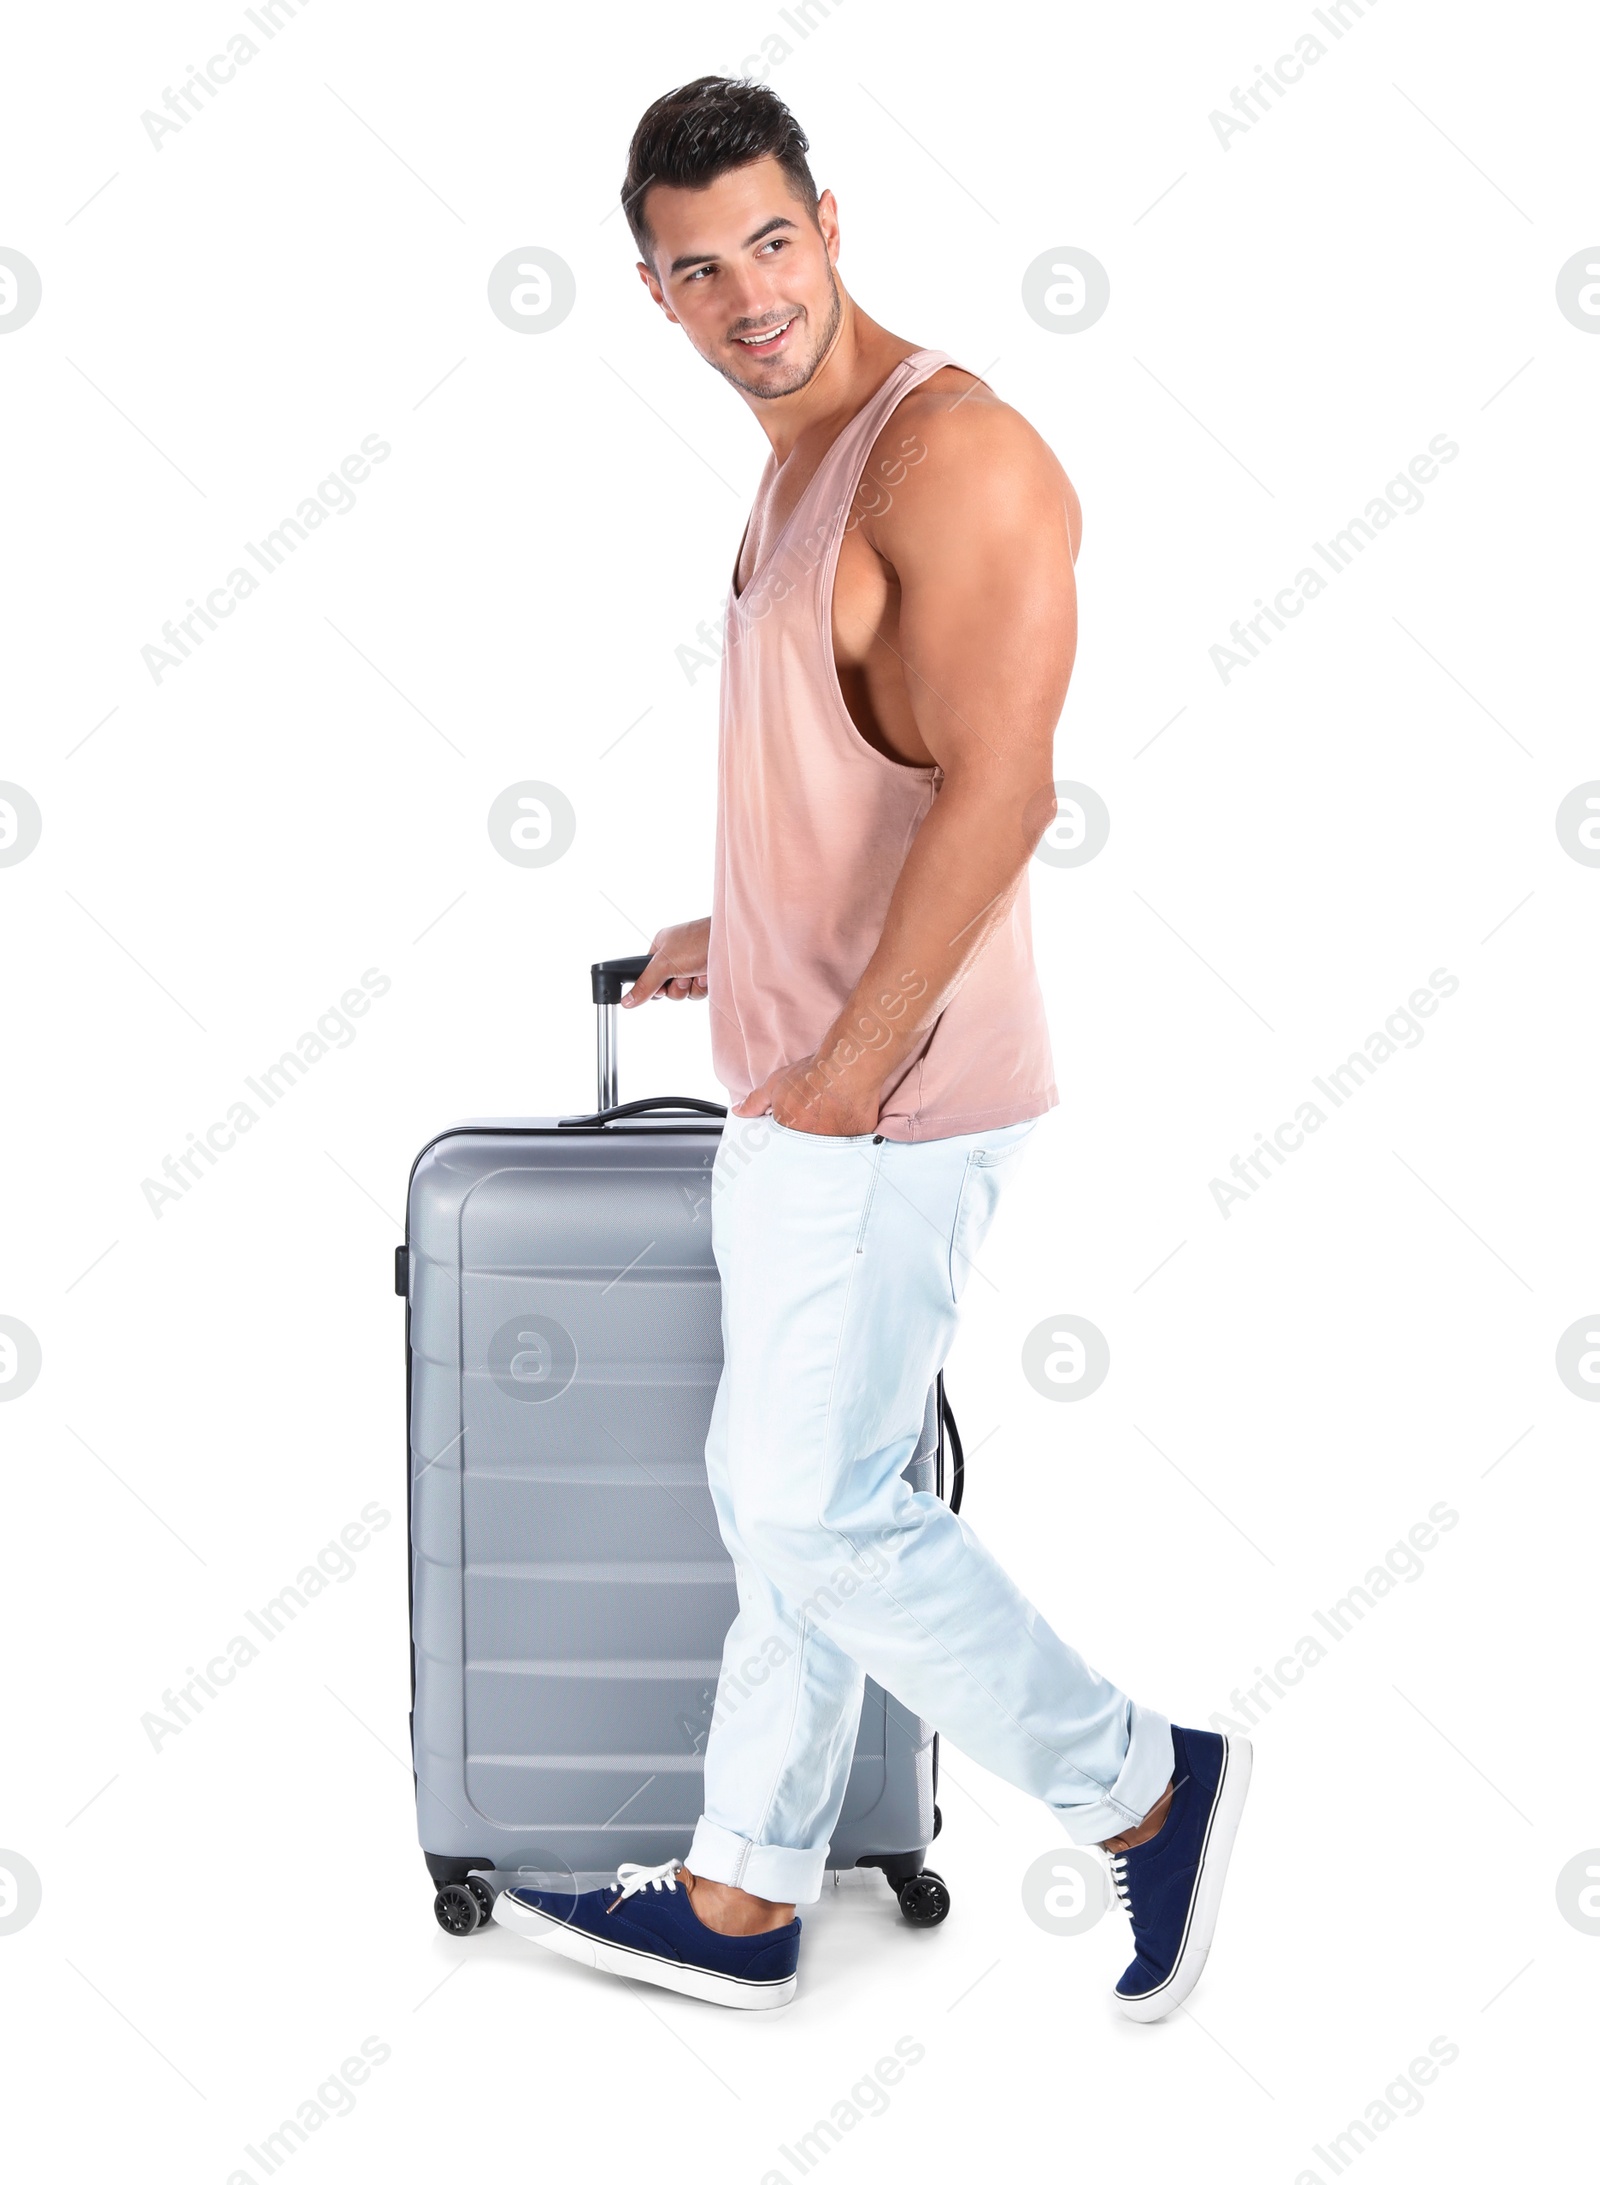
[737,388,1080,1131]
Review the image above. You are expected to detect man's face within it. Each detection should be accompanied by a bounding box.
[636,157,842,400]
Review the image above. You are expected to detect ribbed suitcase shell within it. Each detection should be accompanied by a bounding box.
[404,1117,937,1891]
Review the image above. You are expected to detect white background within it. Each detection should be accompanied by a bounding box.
[2,1,1596,2178]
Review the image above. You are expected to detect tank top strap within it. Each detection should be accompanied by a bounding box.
[809,348,957,512]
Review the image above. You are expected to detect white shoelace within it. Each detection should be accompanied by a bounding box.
[603,1859,681,1915]
[1108,1851,1132,1915]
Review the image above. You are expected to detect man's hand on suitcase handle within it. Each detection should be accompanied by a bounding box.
[621,917,896,1134]
[622,917,711,1006]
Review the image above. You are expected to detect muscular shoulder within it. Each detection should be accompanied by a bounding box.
[855,368,1082,567]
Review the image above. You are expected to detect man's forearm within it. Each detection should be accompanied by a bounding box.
[799,773,1048,1114]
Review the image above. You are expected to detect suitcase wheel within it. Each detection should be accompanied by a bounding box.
[896,1870,951,1926]
[434,1876,496,1937]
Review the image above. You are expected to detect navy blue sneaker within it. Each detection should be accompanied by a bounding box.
[493,1860,800,2010]
[1108,1727,1252,2022]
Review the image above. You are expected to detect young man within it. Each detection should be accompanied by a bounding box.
[495,77,1250,2017]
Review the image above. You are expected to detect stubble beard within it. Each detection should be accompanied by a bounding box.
[717,270,844,401]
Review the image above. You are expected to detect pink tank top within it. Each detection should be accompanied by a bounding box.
[709,348,1058,1142]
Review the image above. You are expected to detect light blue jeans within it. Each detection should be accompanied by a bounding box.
[685,1112,1174,1904]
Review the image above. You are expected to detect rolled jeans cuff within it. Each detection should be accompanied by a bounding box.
[686,1816,828,1906]
[1052,1701,1175,1845]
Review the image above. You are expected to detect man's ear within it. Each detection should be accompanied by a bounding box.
[816,188,841,267]
[636,260,678,323]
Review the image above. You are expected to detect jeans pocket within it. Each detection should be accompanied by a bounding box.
[853,1141,885,1254]
[768,1117,879,1147]
[972,1121,1038,1171]
[948,1126,1035,1298]
[947,1151,980,1303]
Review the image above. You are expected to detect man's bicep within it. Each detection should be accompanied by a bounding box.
[883,420,1077,779]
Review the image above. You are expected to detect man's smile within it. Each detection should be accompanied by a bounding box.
[732,314,798,353]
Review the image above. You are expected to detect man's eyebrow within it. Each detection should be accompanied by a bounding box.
[668,215,798,276]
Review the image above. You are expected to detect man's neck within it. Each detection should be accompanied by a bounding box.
[743,295,918,464]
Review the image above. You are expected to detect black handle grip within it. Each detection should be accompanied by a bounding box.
[558,1095,728,1129]
[939,1378,965,1515]
[591,955,653,1005]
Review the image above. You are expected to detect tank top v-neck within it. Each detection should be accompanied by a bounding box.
[708,347,1057,1142]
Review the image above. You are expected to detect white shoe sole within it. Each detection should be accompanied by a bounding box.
[492,1892,798,2011]
[1115,1735,1253,2024]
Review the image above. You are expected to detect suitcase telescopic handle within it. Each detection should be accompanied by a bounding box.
[591,955,652,1006]
[586,953,727,1119]
[591,955,651,1108]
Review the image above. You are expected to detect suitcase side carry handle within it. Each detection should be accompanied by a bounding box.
[557,1095,727,1129]
[938,1375,965,1515]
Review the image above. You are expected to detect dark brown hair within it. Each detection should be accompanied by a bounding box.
[622,77,818,261]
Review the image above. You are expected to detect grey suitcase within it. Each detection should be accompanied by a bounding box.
[401,955,960,1936]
